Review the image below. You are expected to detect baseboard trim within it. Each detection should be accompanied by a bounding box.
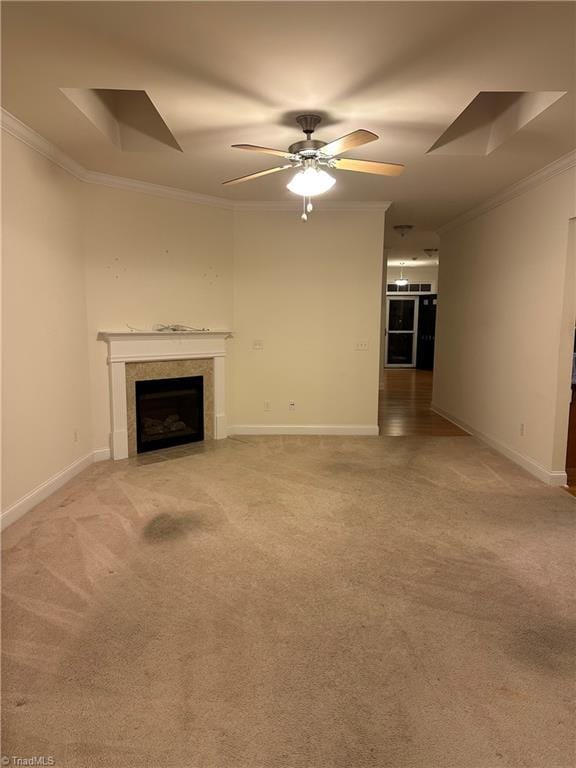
[431,404,567,486]
[93,447,112,462]
[1,449,112,530]
[228,424,380,436]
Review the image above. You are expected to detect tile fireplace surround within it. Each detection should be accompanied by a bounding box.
[98,331,231,460]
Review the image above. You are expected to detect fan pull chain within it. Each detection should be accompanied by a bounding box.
[301,196,316,221]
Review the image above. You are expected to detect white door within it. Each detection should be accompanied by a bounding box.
[385,297,419,367]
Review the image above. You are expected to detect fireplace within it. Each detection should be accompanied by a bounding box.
[135,376,204,453]
[98,331,229,459]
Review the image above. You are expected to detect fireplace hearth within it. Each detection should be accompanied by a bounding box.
[136,376,204,453]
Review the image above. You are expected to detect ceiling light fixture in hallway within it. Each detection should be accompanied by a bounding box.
[394,224,414,238]
[395,262,409,287]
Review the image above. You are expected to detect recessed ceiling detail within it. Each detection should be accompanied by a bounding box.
[61,88,182,152]
[3,0,573,226]
[427,91,566,156]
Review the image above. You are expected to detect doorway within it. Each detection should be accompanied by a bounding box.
[564,218,576,491]
[564,340,576,488]
[384,294,438,369]
[379,247,458,437]
[385,297,418,367]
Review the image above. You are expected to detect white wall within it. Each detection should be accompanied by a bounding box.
[2,133,92,510]
[434,167,576,483]
[81,184,233,451]
[231,210,386,432]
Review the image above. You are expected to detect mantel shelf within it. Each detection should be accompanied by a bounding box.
[98,330,232,341]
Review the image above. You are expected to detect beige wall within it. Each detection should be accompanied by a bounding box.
[81,184,233,450]
[434,169,576,481]
[2,133,92,509]
[84,198,385,445]
[231,210,385,429]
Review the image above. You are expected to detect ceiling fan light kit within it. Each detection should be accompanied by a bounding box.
[224,114,405,220]
[286,164,336,197]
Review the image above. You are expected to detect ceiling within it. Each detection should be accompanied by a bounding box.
[387,258,439,268]
[385,226,440,264]
[2,1,575,229]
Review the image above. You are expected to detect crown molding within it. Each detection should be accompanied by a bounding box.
[83,170,234,209]
[2,108,391,214]
[437,149,576,235]
[233,200,392,212]
[2,108,234,209]
[2,108,86,181]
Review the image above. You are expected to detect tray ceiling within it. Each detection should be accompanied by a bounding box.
[2,1,574,228]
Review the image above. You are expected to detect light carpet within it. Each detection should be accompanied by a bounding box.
[1,435,575,767]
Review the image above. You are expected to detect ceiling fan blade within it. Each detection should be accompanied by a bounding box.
[319,129,378,158]
[332,158,405,176]
[222,164,293,186]
[232,144,294,159]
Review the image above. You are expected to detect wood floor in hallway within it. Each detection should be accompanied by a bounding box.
[379,368,468,437]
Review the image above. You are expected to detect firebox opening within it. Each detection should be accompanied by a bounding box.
[135,376,204,453]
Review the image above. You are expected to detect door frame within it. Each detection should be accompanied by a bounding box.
[385,296,419,368]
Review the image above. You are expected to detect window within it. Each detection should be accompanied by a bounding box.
[386,281,434,294]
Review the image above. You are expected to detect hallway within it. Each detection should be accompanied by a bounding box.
[379,369,468,437]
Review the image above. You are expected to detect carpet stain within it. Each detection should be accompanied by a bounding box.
[511,619,576,673]
[142,512,207,543]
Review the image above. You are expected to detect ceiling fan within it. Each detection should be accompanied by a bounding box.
[223,114,404,220]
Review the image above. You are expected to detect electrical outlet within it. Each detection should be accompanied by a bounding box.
[355,341,369,352]
[252,339,264,350]
[264,400,271,412]
[520,422,526,437]
[288,400,296,411]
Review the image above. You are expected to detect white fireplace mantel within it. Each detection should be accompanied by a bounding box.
[98,330,231,459]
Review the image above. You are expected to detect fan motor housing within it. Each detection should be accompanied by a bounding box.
[289,139,327,156]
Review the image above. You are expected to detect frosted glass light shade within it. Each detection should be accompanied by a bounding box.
[287,167,336,197]
[395,278,409,286]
